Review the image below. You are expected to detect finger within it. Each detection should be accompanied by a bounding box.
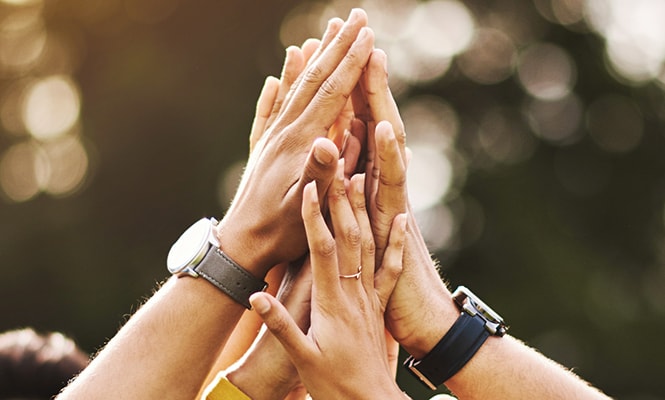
[282,9,369,129]
[249,76,280,153]
[348,173,376,291]
[385,329,400,378]
[302,180,341,296]
[304,18,344,67]
[301,38,321,65]
[299,26,374,133]
[364,49,406,160]
[251,292,313,364]
[364,118,378,208]
[297,137,339,207]
[327,160,362,279]
[374,213,407,311]
[277,260,313,332]
[373,120,407,265]
[266,46,306,130]
[276,19,344,123]
[341,134,361,179]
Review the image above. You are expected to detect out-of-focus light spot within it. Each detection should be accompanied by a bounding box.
[586,0,665,83]
[388,41,452,84]
[0,140,46,202]
[41,135,89,196]
[478,108,537,164]
[387,0,475,84]
[407,145,452,211]
[217,160,246,211]
[279,2,328,48]
[534,0,585,26]
[22,75,80,140]
[525,93,584,145]
[0,0,41,5]
[401,96,458,150]
[414,203,454,252]
[517,43,576,100]
[457,28,516,85]
[586,95,643,153]
[0,13,47,72]
[359,0,417,43]
[405,0,475,59]
[124,0,179,24]
[553,146,611,197]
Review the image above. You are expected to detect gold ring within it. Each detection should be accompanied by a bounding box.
[339,265,362,280]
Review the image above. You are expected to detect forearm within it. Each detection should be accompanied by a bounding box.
[58,277,245,400]
[399,214,610,399]
[446,334,611,400]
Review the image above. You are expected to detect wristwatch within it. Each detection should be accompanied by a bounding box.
[167,217,268,309]
[404,285,507,390]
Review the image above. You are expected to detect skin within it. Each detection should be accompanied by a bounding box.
[250,164,409,400]
[359,49,611,400]
[56,9,376,400]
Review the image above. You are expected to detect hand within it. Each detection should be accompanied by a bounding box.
[359,49,459,358]
[250,161,409,400]
[216,9,376,278]
[222,261,313,400]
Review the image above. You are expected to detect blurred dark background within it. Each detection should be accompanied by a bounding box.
[1,0,664,398]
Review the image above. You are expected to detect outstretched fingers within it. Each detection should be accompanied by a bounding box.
[373,120,407,263]
[348,173,376,291]
[250,292,313,366]
[301,180,341,296]
[364,48,406,159]
[249,76,280,153]
[374,213,407,311]
[282,9,372,136]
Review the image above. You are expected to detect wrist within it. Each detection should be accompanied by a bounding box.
[214,217,274,279]
[225,338,299,400]
[400,295,459,360]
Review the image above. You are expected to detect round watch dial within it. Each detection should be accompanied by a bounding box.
[167,218,212,273]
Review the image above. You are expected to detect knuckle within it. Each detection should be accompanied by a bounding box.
[303,64,325,86]
[313,237,337,258]
[266,313,290,336]
[362,235,376,256]
[379,171,406,188]
[343,224,362,247]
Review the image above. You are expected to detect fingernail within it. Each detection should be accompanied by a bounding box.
[314,146,335,165]
[250,293,271,314]
[357,26,369,40]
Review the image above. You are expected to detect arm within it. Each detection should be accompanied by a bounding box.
[360,48,611,400]
[57,9,373,400]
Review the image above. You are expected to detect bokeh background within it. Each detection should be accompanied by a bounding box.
[1,0,664,398]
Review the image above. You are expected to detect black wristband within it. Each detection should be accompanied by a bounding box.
[404,311,490,390]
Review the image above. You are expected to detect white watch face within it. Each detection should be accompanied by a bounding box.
[167,218,212,273]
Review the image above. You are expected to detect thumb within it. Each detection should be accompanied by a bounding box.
[250,292,311,363]
[299,137,339,202]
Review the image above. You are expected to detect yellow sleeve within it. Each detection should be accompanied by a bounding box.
[202,371,251,400]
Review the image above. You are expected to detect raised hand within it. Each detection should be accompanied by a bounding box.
[216,9,376,279]
[250,162,409,400]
